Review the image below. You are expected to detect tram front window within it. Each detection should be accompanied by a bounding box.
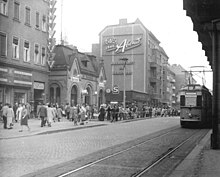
[185,95,197,106]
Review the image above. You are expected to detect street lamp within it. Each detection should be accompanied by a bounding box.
[119,58,128,109]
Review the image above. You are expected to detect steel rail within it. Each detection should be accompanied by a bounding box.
[57,127,188,177]
[132,129,203,177]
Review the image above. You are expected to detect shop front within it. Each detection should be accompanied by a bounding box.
[0,67,32,105]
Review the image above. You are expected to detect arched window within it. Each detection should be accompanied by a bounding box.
[50,87,54,104]
[71,85,78,106]
[85,86,92,105]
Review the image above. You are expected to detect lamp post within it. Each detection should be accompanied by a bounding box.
[119,58,128,109]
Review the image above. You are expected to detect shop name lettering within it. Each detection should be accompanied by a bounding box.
[105,37,142,53]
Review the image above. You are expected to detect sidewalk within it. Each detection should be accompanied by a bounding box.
[0,116,158,140]
[0,118,111,139]
[170,130,220,177]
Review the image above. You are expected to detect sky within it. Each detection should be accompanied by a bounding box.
[54,0,213,90]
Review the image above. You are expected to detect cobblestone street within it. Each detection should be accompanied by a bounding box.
[0,117,179,177]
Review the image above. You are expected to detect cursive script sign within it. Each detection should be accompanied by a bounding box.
[105,37,142,54]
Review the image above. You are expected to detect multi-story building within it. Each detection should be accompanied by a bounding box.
[49,45,107,107]
[166,65,176,107]
[0,0,56,113]
[93,18,169,107]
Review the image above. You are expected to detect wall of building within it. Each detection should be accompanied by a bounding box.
[0,0,50,112]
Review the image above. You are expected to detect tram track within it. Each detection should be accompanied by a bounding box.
[55,128,207,177]
[131,129,206,177]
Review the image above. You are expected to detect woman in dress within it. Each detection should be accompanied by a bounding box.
[19,104,30,132]
[6,104,14,129]
[47,104,54,127]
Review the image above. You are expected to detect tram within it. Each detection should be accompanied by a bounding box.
[180,84,212,128]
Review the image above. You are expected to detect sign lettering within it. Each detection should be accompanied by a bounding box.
[105,37,142,54]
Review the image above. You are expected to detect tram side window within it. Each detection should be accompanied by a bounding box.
[180,95,185,106]
[197,95,202,107]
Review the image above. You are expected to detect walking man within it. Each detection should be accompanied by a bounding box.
[37,103,47,127]
[2,103,9,129]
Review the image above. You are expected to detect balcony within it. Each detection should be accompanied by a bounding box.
[150,61,157,68]
[149,75,158,83]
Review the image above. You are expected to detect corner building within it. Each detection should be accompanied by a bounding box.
[98,18,169,106]
[0,0,52,112]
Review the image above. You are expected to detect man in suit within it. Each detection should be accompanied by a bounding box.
[37,103,47,127]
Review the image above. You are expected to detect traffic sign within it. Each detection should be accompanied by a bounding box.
[112,85,119,94]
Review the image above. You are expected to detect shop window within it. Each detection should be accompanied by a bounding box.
[0,89,3,103]
[14,92,25,104]
[0,32,7,57]
[12,37,19,59]
[13,1,20,20]
[0,0,8,16]
[24,40,30,62]
[42,15,47,32]
[34,44,40,64]
[25,7,31,25]
[36,12,40,29]
[41,46,46,65]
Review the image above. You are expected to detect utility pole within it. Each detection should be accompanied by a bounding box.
[119,58,128,109]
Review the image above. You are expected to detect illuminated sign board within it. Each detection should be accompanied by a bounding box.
[105,37,142,54]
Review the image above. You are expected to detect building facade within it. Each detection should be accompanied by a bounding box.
[0,0,55,113]
[170,64,196,108]
[95,18,169,107]
[49,45,106,107]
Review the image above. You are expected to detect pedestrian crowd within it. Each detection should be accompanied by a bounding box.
[0,101,180,131]
[0,102,31,131]
[97,103,180,122]
[36,102,96,127]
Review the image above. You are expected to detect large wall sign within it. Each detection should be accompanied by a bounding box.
[105,37,142,54]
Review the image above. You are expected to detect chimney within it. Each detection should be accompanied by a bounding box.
[119,18,127,25]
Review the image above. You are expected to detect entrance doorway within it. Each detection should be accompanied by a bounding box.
[49,84,61,105]
[98,89,104,107]
[85,87,91,105]
[71,85,78,106]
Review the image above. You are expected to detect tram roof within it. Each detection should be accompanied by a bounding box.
[180,84,209,92]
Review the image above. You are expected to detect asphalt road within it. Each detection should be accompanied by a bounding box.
[0,117,180,177]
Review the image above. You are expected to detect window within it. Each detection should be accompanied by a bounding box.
[12,37,19,59]
[23,41,30,62]
[14,1,20,20]
[197,95,202,107]
[42,15,47,31]
[0,32,7,56]
[25,7,30,25]
[41,47,46,65]
[180,95,185,106]
[0,0,8,16]
[34,44,40,63]
[36,12,39,28]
